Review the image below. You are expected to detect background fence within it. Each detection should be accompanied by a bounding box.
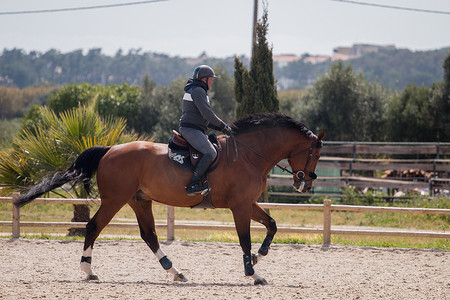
[268,141,450,201]
[1,196,449,244]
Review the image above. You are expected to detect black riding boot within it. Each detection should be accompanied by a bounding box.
[186,153,213,196]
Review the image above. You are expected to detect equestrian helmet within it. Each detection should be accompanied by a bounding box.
[193,65,217,80]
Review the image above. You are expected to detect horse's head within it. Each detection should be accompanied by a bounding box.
[288,130,326,193]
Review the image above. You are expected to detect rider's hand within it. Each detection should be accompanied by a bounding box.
[222,125,232,135]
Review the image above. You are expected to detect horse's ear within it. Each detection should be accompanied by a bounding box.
[317,130,326,141]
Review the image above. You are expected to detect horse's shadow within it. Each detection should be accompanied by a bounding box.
[51,279,250,287]
[50,279,316,288]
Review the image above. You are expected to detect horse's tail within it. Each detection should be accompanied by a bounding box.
[14,146,111,208]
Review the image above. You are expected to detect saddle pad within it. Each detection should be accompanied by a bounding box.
[167,131,222,173]
[168,138,194,172]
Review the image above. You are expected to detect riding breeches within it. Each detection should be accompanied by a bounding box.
[179,127,217,161]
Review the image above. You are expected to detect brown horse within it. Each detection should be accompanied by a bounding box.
[14,113,325,285]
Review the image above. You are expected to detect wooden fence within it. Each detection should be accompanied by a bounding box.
[1,196,449,244]
[268,141,450,198]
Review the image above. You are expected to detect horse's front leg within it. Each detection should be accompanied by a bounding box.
[231,205,268,285]
[251,202,277,265]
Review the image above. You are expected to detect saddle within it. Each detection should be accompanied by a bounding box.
[168,130,221,172]
[168,131,222,209]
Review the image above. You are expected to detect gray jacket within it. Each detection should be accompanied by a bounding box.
[179,78,226,132]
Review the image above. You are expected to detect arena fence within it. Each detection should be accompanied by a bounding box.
[1,195,449,244]
[268,141,450,200]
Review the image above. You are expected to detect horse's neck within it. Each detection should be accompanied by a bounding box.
[236,128,292,174]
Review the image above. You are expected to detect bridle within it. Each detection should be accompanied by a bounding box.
[287,136,318,179]
[227,135,319,187]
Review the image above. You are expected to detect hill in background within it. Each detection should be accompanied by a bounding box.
[0,46,448,91]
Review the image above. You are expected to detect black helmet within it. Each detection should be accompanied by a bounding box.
[193,65,217,80]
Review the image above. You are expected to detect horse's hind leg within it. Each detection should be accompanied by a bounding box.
[251,203,277,265]
[80,202,125,280]
[128,198,187,282]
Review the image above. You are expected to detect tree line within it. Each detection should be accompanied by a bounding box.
[1,46,448,91]
[0,47,236,89]
[293,60,449,142]
[278,48,449,90]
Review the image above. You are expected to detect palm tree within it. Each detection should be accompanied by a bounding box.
[0,105,150,235]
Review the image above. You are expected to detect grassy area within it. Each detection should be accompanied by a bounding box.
[0,118,21,148]
[0,196,448,250]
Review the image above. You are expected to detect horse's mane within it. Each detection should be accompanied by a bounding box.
[231,113,314,138]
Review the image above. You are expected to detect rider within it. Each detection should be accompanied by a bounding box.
[179,65,232,196]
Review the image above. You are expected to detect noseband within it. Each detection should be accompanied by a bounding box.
[289,137,318,182]
[287,137,318,183]
[230,136,319,183]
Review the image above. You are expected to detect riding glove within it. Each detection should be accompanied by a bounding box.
[222,125,232,135]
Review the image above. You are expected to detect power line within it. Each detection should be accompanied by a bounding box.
[330,0,450,15]
[0,0,168,16]
[2,0,449,16]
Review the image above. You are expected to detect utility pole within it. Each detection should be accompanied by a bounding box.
[252,0,258,56]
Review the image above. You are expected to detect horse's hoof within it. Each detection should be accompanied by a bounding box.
[254,278,268,285]
[173,273,188,282]
[86,274,99,281]
[251,272,268,285]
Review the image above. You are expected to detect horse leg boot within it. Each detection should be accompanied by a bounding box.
[241,236,268,285]
[251,203,278,265]
[186,153,214,196]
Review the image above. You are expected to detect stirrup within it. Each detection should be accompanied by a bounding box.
[186,182,210,196]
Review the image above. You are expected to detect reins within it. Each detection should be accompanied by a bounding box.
[226,134,239,165]
[226,134,318,181]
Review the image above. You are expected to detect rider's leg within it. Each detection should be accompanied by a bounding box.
[187,152,214,195]
[179,127,217,195]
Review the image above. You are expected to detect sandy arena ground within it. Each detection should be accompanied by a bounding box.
[0,238,448,299]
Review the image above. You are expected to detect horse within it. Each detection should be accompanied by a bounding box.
[14,113,325,285]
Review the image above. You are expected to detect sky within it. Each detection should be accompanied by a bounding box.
[1,0,450,58]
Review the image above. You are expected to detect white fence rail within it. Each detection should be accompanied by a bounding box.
[0,196,449,244]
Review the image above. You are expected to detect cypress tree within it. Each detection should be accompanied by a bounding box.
[442,51,450,140]
[234,5,279,118]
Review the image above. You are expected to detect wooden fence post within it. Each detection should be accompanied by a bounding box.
[323,199,331,245]
[12,192,20,238]
[167,206,175,241]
